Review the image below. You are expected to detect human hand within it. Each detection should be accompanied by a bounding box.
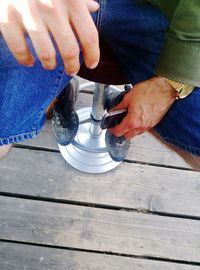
[0,0,100,75]
[109,77,177,139]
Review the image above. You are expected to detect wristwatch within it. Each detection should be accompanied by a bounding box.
[165,78,195,100]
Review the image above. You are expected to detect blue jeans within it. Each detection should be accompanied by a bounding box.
[0,0,200,156]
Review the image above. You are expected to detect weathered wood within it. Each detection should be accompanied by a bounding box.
[21,91,192,169]
[0,242,197,270]
[22,120,191,170]
[1,77,199,270]
[1,196,200,262]
[1,148,200,218]
[23,121,192,170]
[127,131,192,169]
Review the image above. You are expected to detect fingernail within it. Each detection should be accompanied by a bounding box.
[19,61,34,67]
[26,62,34,67]
[90,1,100,8]
[66,69,78,76]
[42,61,56,70]
[89,62,99,69]
[69,72,78,77]
[93,1,100,8]
[26,56,35,67]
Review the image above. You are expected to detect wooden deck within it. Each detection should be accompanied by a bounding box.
[1,82,200,269]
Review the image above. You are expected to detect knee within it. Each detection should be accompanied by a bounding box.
[0,145,12,159]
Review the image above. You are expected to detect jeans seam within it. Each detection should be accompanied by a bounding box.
[0,65,67,145]
[0,131,36,146]
[155,132,200,156]
[96,0,107,32]
[0,66,65,142]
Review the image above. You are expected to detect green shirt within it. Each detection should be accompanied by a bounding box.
[144,0,200,86]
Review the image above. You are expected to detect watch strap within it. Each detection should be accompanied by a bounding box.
[166,79,195,99]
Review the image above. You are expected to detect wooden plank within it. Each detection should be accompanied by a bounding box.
[0,242,197,270]
[1,148,200,218]
[127,131,192,169]
[22,120,191,170]
[22,120,191,171]
[20,91,192,169]
[1,196,200,262]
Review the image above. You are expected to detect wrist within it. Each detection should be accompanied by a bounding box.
[154,76,177,101]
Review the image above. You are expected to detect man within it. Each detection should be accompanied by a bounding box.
[0,0,200,168]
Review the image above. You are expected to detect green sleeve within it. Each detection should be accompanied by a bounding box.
[155,0,200,86]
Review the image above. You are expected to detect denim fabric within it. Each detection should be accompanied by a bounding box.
[97,0,200,156]
[0,0,200,156]
[0,36,72,145]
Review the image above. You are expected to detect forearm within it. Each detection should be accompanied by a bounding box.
[154,0,200,86]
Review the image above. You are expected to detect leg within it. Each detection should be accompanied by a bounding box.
[99,0,168,85]
[152,82,200,169]
[150,129,200,171]
[99,0,200,162]
[0,35,72,146]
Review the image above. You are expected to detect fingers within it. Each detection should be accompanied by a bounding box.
[0,0,100,72]
[47,16,80,75]
[28,26,57,70]
[110,119,142,140]
[0,24,34,66]
[69,0,100,69]
[109,114,146,140]
[22,6,57,70]
[124,129,143,140]
[0,3,34,67]
[110,94,129,112]
[109,116,131,137]
[32,0,99,73]
[108,95,131,137]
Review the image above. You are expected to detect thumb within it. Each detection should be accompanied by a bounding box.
[111,95,129,112]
